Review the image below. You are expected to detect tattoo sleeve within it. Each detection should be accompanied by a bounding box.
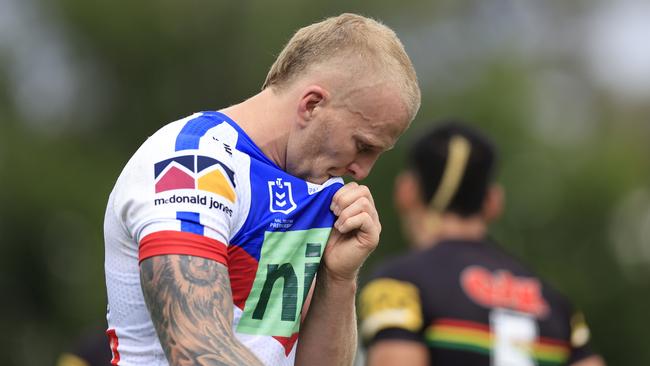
[140,255,263,366]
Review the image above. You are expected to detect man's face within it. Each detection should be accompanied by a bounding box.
[287,85,411,184]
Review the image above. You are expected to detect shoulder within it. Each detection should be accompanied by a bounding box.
[115,113,243,203]
[116,112,241,184]
[369,241,477,285]
[359,251,427,343]
[370,245,443,278]
[111,112,252,242]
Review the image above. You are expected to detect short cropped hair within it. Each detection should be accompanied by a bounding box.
[263,13,420,120]
[408,121,497,217]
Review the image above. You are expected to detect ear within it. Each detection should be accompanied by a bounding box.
[482,184,504,223]
[394,171,425,214]
[297,85,329,127]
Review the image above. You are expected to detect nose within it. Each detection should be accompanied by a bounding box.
[347,161,372,181]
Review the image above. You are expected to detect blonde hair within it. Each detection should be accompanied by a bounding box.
[263,13,421,120]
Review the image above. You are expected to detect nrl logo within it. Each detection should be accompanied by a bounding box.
[268,178,297,214]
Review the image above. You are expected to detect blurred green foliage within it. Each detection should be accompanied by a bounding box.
[1,1,648,365]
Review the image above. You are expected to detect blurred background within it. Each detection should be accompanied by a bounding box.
[1,0,648,364]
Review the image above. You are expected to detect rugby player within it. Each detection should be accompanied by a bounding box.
[359,122,605,366]
[103,13,420,366]
[56,326,111,366]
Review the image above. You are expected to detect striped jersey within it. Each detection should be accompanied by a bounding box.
[104,111,343,365]
[359,239,595,366]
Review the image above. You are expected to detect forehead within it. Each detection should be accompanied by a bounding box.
[343,84,411,148]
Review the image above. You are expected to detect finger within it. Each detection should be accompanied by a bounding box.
[335,212,380,244]
[331,183,374,216]
[335,196,379,227]
[330,182,358,213]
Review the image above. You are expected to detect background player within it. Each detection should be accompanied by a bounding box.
[55,326,111,366]
[359,121,605,366]
[104,13,420,366]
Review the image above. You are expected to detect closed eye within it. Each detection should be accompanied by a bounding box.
[356,141,372,154]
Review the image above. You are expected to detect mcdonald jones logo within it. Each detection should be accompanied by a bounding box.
[154,155,236,202]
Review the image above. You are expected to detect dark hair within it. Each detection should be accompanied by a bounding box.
[408,120,497,217]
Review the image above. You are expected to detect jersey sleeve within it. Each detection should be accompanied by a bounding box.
[358,276,425,346]
[112,120,246,266]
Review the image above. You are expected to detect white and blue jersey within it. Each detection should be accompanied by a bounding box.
[104,111,343,365]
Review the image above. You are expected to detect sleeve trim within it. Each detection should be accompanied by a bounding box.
[139,230,227,265]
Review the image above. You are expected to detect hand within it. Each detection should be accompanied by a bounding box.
[324,182,381,281]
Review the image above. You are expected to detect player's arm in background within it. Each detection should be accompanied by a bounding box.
[140,253,263,365]
[295,183,382,366]
[359,276,428,366]
[571,356,606,366]
[567,311,607,366]
[366,340,428,366]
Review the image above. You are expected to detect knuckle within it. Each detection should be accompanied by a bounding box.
[358,196,372,209]
[358,184,370,195]
[341,183,357,195]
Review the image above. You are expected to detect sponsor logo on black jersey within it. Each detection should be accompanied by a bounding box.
[461,265,549,317]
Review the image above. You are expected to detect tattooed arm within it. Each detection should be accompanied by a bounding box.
[140,254,263,366]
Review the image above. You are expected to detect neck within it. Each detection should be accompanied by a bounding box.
[402,210,441,250]
[404,211,487,250]
[219,88,290,169]
[436,213,487,242]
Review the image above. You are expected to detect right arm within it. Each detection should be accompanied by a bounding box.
[571,355,606,366]
[366,340,428,366]
[140,254,263,366]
